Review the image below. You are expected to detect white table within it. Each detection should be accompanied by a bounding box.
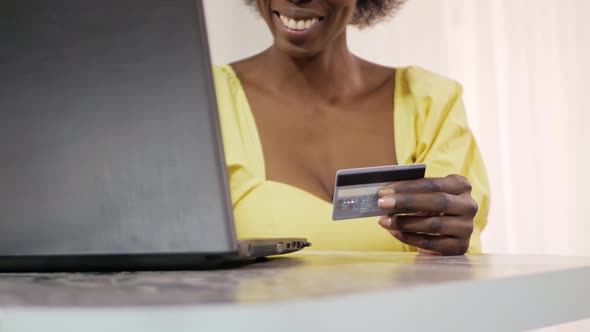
[0,251,589,332]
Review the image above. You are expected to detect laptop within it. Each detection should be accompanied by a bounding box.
[0,0,309,271]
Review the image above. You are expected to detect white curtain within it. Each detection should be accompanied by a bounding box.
[204,0,590,256]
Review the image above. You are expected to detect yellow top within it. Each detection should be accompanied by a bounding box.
[212,65,490,253]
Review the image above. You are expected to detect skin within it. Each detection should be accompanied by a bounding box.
[231,0,478,255]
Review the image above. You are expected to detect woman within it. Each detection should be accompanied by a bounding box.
[212,0,490,255]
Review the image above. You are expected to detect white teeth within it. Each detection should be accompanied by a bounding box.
[277,14,321,31]
[288,18,297,29]
[280,15,289,27]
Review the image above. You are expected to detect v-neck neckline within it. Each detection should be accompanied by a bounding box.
[221,64,402,206]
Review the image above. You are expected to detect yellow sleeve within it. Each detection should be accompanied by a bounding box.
[212,65,265,208]
[397,67,490,253]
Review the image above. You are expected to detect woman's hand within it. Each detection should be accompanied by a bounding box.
[377,175,478,256]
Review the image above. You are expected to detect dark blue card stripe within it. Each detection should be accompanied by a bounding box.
[336,167,426,187]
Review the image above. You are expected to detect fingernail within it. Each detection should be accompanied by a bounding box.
[378,217,392,227]
[378,197,396,209]
[378,189,394,197]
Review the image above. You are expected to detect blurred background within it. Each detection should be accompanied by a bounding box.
[203,0,590,256]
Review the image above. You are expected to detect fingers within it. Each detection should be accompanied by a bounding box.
[386,230,470,256]
[379,175,472,196]
[378,215,474,238]
[378,192,478,217]
[376,174,476,255]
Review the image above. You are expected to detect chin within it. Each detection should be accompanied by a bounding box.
[274,39,323,59]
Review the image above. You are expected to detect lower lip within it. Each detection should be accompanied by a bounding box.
[273,14,321,38]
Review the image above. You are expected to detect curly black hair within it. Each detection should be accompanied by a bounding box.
[244,0,408,28]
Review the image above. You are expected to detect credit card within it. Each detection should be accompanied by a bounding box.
[332,164,426,221]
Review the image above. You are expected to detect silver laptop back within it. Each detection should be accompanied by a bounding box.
[0,0,238,256]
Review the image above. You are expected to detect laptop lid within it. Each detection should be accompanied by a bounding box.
[0,0,238,256]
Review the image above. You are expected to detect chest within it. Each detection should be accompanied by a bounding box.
[244,82,397,202]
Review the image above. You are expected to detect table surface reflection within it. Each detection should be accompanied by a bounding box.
[0,251,588,307]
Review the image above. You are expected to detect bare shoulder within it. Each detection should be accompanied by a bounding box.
[357,57,396,76]
[356,56,397,94]
[229,51,272,89]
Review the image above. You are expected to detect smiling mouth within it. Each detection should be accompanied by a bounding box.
[273,11,324,31]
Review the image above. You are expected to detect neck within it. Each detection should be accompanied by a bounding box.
[265,31,363,100]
